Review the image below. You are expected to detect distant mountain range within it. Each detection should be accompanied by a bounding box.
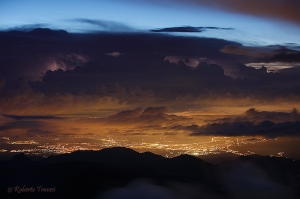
[1,147,299,199]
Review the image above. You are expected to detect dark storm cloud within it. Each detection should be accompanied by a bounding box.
[3,114,62,120]
[191,120,300,138]
[168,124,201,132]
[54,54,88,70]
[220,45,272,57]
[257,50,300,63]
[0,29,76,80]
[0,118,58,136]
[171,0,300,25]
[40,56,233,98]
[107,107,144,121]
[141,107,168,116]
[207,108,299,124]
[21,28,235,94]
[150,26,233,33]
[244,108,299,122]
[221,45,300,62]
[105,107,185,126]
[2,27,300,110]
[0,27,238,58]
[0,27,238,81]
[74,53,295,99]
[221,44,300,78]
[231,64,300,95]
[190,108,300,137]
[151,108,300,137]
[0,121,44,131]
[28,28,69,38]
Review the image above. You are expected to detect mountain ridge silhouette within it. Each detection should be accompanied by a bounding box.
[1,147,299,199]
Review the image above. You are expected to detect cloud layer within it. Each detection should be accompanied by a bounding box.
[150,26,233,33]
[1,28,300,141]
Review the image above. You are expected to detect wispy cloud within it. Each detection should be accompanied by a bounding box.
[72,18,134,32]
[3,114,62,120]
[150,26,233,33]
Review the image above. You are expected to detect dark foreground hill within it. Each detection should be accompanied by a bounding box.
[0,147,299,199]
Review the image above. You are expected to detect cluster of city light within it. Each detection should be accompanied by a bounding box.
[0,135,272,158]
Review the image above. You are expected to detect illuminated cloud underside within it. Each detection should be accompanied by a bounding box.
[0,0,300,160]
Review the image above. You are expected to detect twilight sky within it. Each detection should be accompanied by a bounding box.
[1,0,300,45]
[1,0,300,158]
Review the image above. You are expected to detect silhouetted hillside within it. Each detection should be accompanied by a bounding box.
[41,147,214,181]
[8,153,40,167]
[1,148,299,199]
[41,147,145,167]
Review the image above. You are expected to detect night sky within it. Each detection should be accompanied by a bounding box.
[1,0,300,160]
